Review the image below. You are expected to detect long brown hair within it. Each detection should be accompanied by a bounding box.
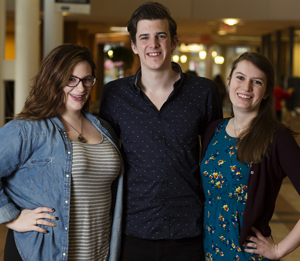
[229,52,289,164]
[16,44,96,120]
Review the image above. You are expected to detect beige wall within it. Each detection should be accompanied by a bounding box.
[293,41,300,77]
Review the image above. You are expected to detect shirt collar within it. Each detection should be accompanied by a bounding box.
[133,62,184,92]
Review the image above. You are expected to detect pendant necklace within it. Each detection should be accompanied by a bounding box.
[61,115,87,143]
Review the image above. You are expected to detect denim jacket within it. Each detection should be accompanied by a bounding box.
[0,111,123,261]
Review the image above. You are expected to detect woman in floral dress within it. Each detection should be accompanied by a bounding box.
[201,118,256,260]
[200,52,300,260]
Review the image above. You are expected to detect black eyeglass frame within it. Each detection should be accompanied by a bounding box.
[66,75,97,88]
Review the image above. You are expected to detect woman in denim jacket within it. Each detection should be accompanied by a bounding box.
[0,44,123,261]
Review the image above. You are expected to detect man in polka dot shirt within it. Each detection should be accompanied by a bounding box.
[99,2,223,260]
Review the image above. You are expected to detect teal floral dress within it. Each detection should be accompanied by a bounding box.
[200,119,268,261]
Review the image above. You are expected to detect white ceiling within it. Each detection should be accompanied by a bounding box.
[6,0,300,46]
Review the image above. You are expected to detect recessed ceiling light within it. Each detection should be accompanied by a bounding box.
[223,19,239,26]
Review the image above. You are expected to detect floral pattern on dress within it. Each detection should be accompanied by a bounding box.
[200,119,269,261]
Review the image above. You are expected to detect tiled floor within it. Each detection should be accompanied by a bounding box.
[0,111,299,261]
[270,178,300,261]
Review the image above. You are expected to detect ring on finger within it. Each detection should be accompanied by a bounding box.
[36,219,39,225]
[254,243,257,248]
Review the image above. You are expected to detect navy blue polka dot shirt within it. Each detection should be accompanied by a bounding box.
[99,63,223,240]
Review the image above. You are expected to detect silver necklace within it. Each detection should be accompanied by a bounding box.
[61,115,87,143]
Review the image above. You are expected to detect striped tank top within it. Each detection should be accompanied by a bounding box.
[68,136,120,260]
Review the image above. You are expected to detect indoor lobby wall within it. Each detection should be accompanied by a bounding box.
[91,0,300,21]
[293,41,300,77]
[3,0,300,127]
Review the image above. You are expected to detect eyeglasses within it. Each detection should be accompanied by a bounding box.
[67,75,97,88]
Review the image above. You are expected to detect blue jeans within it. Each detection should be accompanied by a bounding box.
[120,234,204,261]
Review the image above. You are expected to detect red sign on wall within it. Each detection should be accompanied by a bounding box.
[219,23,237,33]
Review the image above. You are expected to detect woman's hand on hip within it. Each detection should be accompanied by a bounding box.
[243,227,279,260]
[4,207,58,233]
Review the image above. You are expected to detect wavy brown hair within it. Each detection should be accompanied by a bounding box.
[127,2,178,45]
[16,44,96,120]
[229,52,292,164]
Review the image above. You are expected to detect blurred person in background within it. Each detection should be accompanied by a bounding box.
[273,86,294,122]
[213,74,227,107]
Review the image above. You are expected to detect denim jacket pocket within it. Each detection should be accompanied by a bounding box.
[26,158,53,193]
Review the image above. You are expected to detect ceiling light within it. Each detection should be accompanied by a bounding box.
[107,50,113,58]
[110,27,128,32]
[223,18,239,26]
[179,44,204,53]
[199,51,207,59]
[215,56,225,64]
[218,30,227,35]
[172,55,179,63]
[180,55,187,63]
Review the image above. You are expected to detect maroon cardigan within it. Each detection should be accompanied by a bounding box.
[200,118,300,245]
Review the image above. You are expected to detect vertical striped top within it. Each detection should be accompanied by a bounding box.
[68,136,120,260]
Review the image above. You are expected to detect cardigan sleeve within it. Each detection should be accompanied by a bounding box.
[239,127,300,245]
[274,127,300,194]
